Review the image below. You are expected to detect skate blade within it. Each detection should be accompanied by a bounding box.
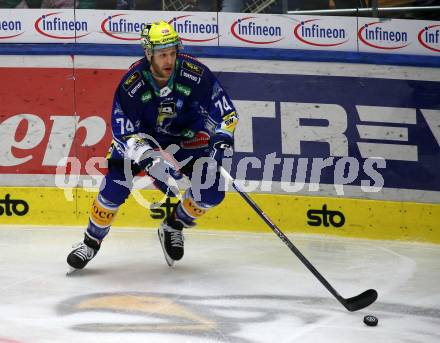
[158,229,175,267]
[66,266,80,276]
[160,244,175,267]
[164,255,175,267]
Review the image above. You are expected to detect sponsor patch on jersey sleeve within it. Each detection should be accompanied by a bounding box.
[220,111,238,134]
[123,71,141,90]
[182,61,204,76]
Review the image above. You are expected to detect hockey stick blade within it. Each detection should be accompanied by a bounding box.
[343,289,378,312]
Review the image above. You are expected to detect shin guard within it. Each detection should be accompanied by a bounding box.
[87,194,119,241]
[175,189,210,227]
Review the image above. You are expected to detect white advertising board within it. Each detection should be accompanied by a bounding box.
[218,13,357,52]
[358,17,440,56]
[0,9,438,56]
[0,10,219,46]
[218,12,293,49]
[283,14,358,52]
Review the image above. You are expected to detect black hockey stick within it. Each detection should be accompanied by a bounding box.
[219,166,378,312]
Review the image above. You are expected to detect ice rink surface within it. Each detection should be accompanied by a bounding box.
[0,227,439,343]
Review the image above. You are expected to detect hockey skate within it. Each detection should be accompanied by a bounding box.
[66,232,100,274]
[158,220,185,267]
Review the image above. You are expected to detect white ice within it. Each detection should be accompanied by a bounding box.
[0,227,438,343]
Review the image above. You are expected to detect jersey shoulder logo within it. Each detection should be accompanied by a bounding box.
[182,60,204,76]
[123,71,141,90]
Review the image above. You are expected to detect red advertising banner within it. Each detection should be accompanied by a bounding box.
[0,67,125,175]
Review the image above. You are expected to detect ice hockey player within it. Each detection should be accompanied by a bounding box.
[66,20,238,270]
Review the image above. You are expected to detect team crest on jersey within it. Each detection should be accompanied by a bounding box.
[157,101,177,131]
[182,61,204,76]
[123,71,141,90]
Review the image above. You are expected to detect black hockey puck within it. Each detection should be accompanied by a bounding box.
[363,315,378,326]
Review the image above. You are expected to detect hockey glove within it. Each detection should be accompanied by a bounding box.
[126,136,182,197]
[180,131,210,149]
[148,154,183,196]
[209,133,233,164]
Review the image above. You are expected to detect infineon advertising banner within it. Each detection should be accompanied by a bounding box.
[0,9,219,46]
[218,13,357,51]
[357,17,440,56]
[0,9,80,43]
[285,15,357,52]
[218,12,293,49]
[0,9,439,55]
[75,10,219,46]
[417,21,440,54]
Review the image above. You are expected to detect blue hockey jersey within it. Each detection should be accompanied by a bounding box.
[108,54,238,159]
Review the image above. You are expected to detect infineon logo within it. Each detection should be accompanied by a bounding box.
[231,16,283,44]
[101,14,147,41]
[418,24,440,52]
[358,22,409,50]
[170,15,219,42]
[34,12,89,39]
[294,19,348,47]
[0,19,24,39]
